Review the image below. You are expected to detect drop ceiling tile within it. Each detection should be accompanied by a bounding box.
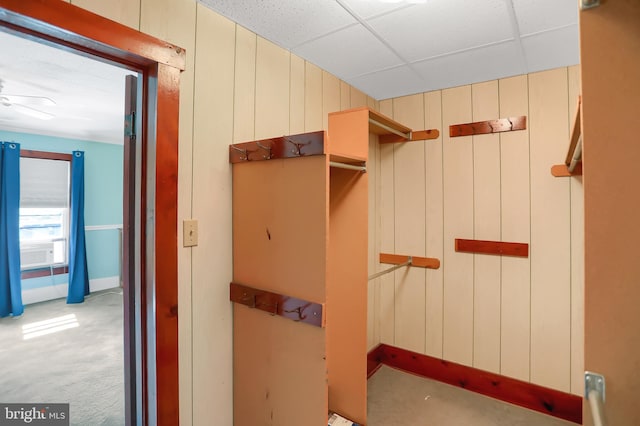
[347,65,425,100]
[338,0,411,19]
[292,24,404,80]
[521,25,579,73]
[412,41,525,93]
[367,0,513,63]
[512,0,578,36]
[198,0,356,49]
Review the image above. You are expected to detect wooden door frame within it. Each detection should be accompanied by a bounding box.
[0,1,183,424]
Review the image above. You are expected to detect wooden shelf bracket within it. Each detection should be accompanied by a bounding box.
[455,239,529,257]
[369,253,441,280]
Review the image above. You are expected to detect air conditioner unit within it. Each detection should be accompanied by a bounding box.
[20,242,55,270]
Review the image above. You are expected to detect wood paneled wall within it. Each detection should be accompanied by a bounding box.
[372,66,583,395]
[67,1,377,424]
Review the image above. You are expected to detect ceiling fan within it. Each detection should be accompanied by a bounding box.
[0,78,56,120]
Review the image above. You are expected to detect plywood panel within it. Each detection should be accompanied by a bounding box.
[234,306,327,426]
[424,90,444,358]
[191,5,235,425]
[442,85,474,366]
[471,80,501,374]
[581,3,640,424]
[233,26,256,143]
[377,99,395,345]
[289,54,305,134]
[391,94,426,353]
[498,75,531,383]
[255,37,290,139]
[340,81,351,111]
[529,68,571,392]
[233,156,328,424]
[139,1,197,424]
[322,71,341,130]
[368,131,380,351]
[305,62,323,132]
[328,167,368,425]
[233,157,327,301]
[71,0,140,29]
[350,87,367,108]
[567,64,584,397]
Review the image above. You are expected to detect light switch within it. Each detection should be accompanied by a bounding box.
[183,219,198,247]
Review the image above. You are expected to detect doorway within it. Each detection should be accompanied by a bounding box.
[0,2,182,425]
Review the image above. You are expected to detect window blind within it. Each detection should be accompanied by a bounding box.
[20,157,70,208]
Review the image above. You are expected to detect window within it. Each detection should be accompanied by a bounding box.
[19,155,70,270]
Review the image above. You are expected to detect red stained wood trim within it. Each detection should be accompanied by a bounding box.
[379,253,441,269]
[551,163,583,177]
[20,149,72,161]
[449,116,527,137]
[369,344,582,424]
[367,343,385,379]
[455,239,529,257]
[230,282,325,328]
[378,128,440,144]
[153,63,180,424]
[229,131,325,163]
[21,265,68,280]
[0,0,185,70]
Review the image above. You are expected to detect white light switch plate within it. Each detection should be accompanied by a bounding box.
[183,219,198,247]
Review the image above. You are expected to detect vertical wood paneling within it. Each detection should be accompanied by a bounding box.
[71,0,140,29]
[378,99,395,345]
[567,65,584,396]
[350,88,367,108]
[191,5,235,425]
[139,1,196,424]
[322,71,340,130]
[233,26,256,143]
[289,54,305,134]
[471,81,501,373]
[255,37,290,139]
[498,75,531,382]
[529,68,571,392]
[391,94,427,353]
[424,91,444,358]
[340,81,351,111]
[304,62,322,132]
[442,85,474,366]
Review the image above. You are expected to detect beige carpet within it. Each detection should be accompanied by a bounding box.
[368,365,577,426]
[0,290,124,426]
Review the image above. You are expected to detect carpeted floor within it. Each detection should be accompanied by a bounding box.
[367,365,576,426]
[0,290,124,426]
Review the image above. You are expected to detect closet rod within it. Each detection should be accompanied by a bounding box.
[329,161,367,172]
[568,135,582,173]
[368,118,410,140]
[368,257,412,281]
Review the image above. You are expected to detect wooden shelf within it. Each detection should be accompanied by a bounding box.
[552,96,582,177]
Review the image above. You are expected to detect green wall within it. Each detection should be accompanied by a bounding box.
[0,130,123,290]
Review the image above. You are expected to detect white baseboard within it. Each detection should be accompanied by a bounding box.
[22,276,120,305]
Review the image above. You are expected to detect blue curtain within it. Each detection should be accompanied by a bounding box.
[67,151,89,303]
[0,142,23,317]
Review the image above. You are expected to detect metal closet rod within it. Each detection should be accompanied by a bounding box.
[329,161,367,173]
[368,256,413,281]
[368,117,411,140]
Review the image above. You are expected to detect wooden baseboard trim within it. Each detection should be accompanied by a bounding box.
[367,344,582,424]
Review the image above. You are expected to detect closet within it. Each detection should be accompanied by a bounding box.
[229,107,422,425]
